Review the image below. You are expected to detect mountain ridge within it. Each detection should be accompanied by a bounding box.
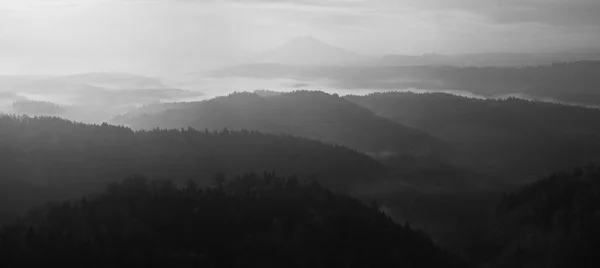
[113,90,444,157]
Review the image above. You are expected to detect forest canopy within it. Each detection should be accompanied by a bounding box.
[0,115,384,222]
[0,173,468,268]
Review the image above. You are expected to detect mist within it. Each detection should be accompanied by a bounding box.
[3,1,600,267]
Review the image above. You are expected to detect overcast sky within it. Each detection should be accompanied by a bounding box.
[1,0,599,75]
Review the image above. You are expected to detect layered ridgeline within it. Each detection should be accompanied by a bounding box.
[12,100,67,116]
[0,173,469,268]
[0,73,202,124]
[346,92,600,181]
[113,91,445,158]
[112,91,496,192]
[0,115,384,221]
[211,61,600,107]
[488,165,600,268]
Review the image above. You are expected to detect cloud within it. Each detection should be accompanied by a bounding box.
[372,0,600,28]
[0,0,106,11]
[116,0,600,29]
[491,0,600,28]
[123,0,373,15]
[182,0,600,28]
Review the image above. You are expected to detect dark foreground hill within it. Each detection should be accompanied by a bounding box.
[489,165,600,267]
[346,92,600,181]
[113,91,443,157]
[0,173,469,268]
[0,115,384,221]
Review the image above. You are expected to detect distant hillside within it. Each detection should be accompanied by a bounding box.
[58,72,170,90]
[368,53,549,67]
[0,73,202,124]
[249,39,600,68]
[12,100,66,116]
[249,36,369,66]
[0,173,469,268]
[346,92,600,141]
[113,91,443,157]
[367,52,600,67]
[0,115,384,220]
[346,92,600,180]
[211,61,600,107]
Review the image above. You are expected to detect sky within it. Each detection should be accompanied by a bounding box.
[1,0,599,75]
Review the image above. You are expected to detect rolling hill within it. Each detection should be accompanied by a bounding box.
[0,173,469,268]
[346,92,600,181]
[0,115,385,222]
[113,91,444,157]
[490,165,600,267]
[0,73,203,124]
[211,61,600,107]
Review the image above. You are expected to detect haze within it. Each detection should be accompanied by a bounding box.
[5,1,600,266]
[2,0,600,76]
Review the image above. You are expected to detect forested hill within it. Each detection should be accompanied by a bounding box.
[0,115,384,221]
[0,173,469,268]
[490,166,600,267]
[113,91,443,157]
[12,100,66,116]
[346,92,600,142]
[346,92,600,181]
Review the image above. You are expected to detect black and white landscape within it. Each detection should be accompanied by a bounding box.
[2,0,600,267]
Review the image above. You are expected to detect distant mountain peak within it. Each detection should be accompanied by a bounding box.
[250,36,369,66]
[286,36,330,46]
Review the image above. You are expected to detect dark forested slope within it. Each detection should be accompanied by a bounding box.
[0,115,384,221]
[0,173,469,268]
[490,166,600,268]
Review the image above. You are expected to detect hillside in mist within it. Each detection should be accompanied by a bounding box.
[367,51,600,67]
[12,100,67,116]
[59,72,169,89]
[347,92,600,141]
[114,91,443,157]
[0,73,203,124]
[211,61,600,107]
[347,92,600,181]
[245,36,600,68]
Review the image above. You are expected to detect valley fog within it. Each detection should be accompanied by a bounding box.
[0,73,514,124]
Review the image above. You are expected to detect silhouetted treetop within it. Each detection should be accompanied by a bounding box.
[492,165,600,268]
